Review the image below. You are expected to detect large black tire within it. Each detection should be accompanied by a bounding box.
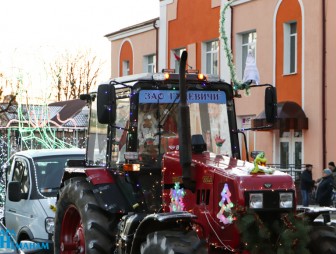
[140,230,207,254]
[54,178,119,254]
[308,225,336,254]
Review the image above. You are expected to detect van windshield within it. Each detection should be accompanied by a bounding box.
[33,154,84,197]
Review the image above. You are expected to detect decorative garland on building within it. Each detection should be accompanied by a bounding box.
[219,0,252,95]
[234,207,311,254]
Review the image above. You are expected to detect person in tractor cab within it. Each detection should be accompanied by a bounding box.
[138,104,160,163]
[137,101,179,164]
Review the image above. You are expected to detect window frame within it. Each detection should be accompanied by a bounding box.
[122,60,130,76]
[202,40,219,75]
[236,30,257,80]
[283,21,297,75]
[143,54,156,73]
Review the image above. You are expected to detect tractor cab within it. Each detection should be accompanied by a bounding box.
[84,72,239,170]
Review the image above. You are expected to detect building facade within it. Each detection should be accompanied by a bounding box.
[105,0,336,179]
[231,0,336,179]
[105,18,159,78]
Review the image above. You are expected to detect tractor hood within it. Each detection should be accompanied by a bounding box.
[202,152,295,190]
[163,151,295,191]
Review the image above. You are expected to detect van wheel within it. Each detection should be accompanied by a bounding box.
[140,230,207,254]
[54,178,118,254]
[308,225,336,254]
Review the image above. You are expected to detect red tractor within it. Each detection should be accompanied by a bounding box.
[54,52,336,254]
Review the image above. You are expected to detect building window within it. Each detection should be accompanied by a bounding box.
[242,32,257,77]
[284,22,297,74]
[205,40,219,75]
[122,60,130,76]
[236,31,257,80]
[172,48,186,73]
[144,54,156,73]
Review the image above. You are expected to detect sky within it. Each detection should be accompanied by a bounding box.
[0,0,159,100]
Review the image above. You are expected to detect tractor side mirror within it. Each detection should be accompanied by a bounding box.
[265,86,277,123]
[97,84,116,124]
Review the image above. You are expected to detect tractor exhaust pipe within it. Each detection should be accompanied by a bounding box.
[178,51,195,192]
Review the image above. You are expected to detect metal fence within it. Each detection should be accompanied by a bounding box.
[267,164,309,205]
[267,164,306,181]
[0,127,87,166]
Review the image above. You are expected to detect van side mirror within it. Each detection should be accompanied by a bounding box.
[97,84,116,124]
[8,181,22,202]
[265,86,277,123]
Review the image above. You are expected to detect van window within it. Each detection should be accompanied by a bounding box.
[34,154,84,197]
[12,160,30,196]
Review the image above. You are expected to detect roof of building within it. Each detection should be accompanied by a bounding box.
[49,99,88,127]
[104,17,159,37]
[0,99,88,129]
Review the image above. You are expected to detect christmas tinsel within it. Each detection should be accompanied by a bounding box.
[219,0,252,95]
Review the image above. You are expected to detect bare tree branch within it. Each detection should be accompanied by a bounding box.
[0,72,18,114]
[48,49,102,102]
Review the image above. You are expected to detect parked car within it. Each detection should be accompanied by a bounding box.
[4,149,85,253]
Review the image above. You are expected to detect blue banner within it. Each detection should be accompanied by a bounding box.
[139,90,226,104]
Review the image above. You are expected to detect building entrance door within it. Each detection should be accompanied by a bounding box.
[279,130,302,168]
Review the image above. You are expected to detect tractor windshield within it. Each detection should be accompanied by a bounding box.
[137,89,231,164]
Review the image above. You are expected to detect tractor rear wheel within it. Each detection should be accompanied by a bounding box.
[140,230,207,254]
[54,178,118,254]
[308,224,336,254]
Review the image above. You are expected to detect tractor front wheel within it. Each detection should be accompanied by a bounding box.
[54,178,118,254]
[308,224,336,254]
[140,230,207,254]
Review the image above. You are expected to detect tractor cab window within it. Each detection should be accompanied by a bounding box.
[137,89,232,165]
[87,92,130,166]
[137,103,178,165]
[87,96,108,166]
[114,98,130,163]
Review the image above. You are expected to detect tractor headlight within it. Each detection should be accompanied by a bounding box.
[279,192,293,208]
[45,217,54,234]
[249,193,263,209]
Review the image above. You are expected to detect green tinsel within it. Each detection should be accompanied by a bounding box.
[219,0,251,95]
[235,209,311,254]
[16,85,76,150]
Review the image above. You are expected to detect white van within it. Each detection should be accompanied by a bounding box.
[4,149,85,253]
